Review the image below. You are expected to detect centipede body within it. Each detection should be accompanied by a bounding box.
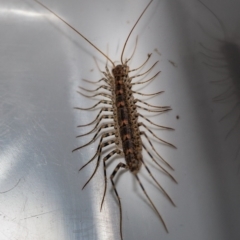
[33,0,176,239]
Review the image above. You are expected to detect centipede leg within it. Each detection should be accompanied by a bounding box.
[141,131,174,170]
[136,105,171,113]
[128,51,151,71]
[77,123,114,137]
[130,61,158,78]
[135,99,171,110]
[135,174,168,233]
[131,71,160,86]
[139,122,176,148]
[82,138,116,189]
[79,85,111,92]
[77,114,113,128]
[74,100,112,110]
[140,159,175,206]
[101,149,122,210]
[110,162,128,240]
[138,113,174,130]
[142,143,176,182]
[75,107,113,127]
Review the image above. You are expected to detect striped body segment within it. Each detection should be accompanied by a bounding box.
[113,64,142,174]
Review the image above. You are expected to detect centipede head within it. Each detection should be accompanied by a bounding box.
[112,64,129,77]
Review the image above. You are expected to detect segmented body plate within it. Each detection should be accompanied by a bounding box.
[112,64,142,173]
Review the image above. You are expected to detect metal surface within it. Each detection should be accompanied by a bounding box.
[0,0,240,239]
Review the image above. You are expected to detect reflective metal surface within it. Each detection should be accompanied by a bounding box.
[1,0,240,239]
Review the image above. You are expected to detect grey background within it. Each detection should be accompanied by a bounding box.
[0,0,240,239]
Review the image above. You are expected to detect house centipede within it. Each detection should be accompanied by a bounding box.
[33,0,177,239]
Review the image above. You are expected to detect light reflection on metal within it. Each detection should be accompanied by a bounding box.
[0,8,52,18]
[0,140,23,181]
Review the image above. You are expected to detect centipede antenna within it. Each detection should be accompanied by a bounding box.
[121,0,153,64]
[33,0,115,67]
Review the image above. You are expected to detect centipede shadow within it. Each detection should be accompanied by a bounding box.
[197,0,240,170]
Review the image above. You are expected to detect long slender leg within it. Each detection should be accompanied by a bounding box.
[135,98,171,109]
[138,113,174,130]
[140,158,175,206]
[101,149,122,210]
[136,105,171,113]
[111,163,128,240]
[77,123,114,137]
[77,91,112,100]
[74,100,112,110]
[93,56,104,73]
[103,66,114,85]
[135,174,168,233]
[76,122,113,139]
[133,90,164,96]
[82,77,108,84]
[72,131,115,152]
[128,52,151,71]
[77,114,113,128]
[130,61,158,79]
[141,132,174,170]
[77,136,116,172]
[78,85,111,92]
[81,139,116,190]
[76,107,113,127]
[105,64,111,75]
[142,144,176,182]
[131,71,160,86]
[139,122,176,148]
[142,143,167,170]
